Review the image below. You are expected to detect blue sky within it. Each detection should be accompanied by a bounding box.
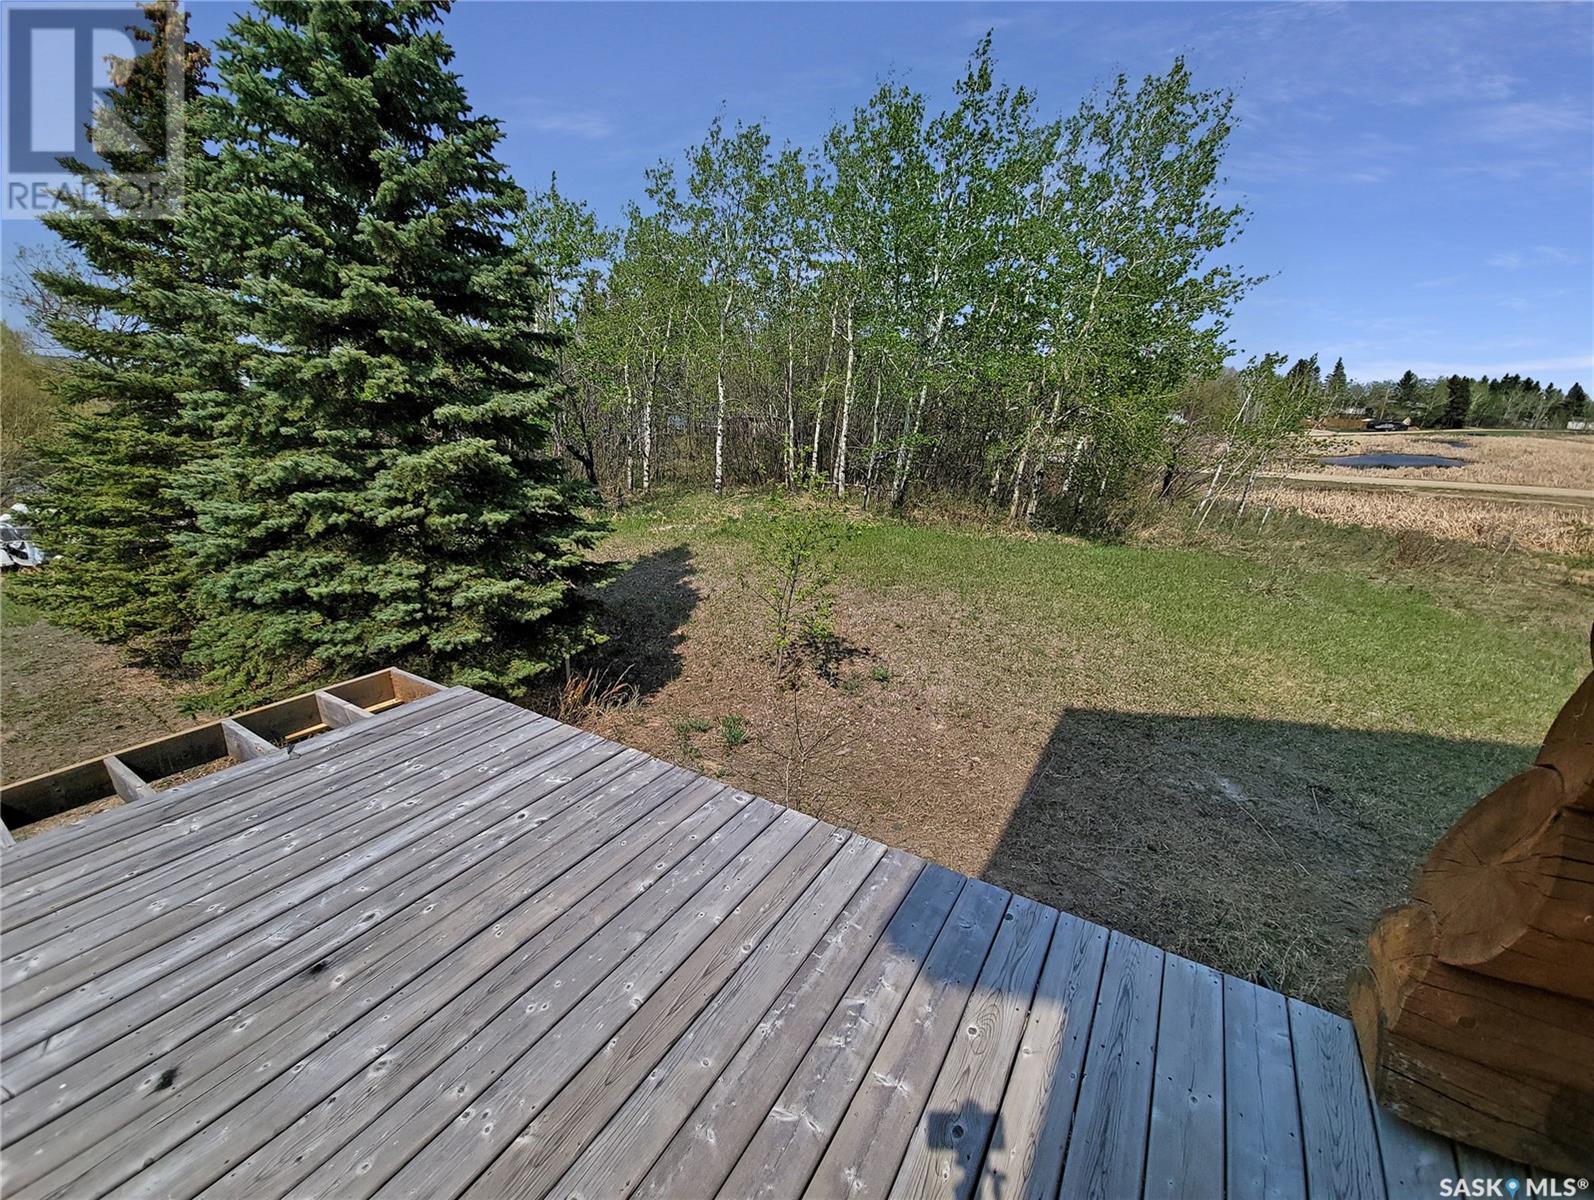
[5,1,1592,388]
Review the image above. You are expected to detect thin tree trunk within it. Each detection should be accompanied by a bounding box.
[1196,461,1224,528]
[1025,453,1045,524]
[891,306,946,509]
[622,361,636,495]
[1235,465,1259,520]
[784,323,796,487]
[810,300,839,480]
[891,383,927,509]
[1008,437,1031,523]
[1260,476,1287,525]
[714,299,730,495]
[833,300,855,496]
[714,364,727,493]
[863,372,883,508]
[641,364,654,494]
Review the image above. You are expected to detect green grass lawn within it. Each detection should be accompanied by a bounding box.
[590,490,1588,1007]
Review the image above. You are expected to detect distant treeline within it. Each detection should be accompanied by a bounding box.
[1276,357,1590,429]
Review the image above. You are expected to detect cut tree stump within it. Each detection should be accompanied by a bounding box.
[1351,628,1594,1176]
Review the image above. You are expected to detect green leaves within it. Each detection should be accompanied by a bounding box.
[11,2,209,668]
[557,38,1259,529]
[164,0,604,702]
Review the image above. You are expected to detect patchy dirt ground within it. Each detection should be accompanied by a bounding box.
[1,588,210,837]
[550,497,1582,1012]
[1,619,201,782]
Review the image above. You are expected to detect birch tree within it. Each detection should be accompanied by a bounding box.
[679,119,771,493]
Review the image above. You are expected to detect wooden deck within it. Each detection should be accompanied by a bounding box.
[0,685,1536,1199]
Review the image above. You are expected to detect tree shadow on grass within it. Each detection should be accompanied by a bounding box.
[588,544,700,701]
[980,709,1529,1011]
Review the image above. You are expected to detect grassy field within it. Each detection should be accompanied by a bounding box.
[562,491,1589,1011]
[1273,484,1594,558]
[1,492,1587,1011]
[1312,429,1594,489]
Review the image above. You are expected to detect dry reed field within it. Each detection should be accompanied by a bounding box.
[1313,432,1594,490]
[1275,484,1594,557]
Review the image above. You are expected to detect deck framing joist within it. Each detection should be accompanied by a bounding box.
[0,666,442,838]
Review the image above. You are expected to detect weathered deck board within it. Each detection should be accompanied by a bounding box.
[3,758,691,1197]
[975,912,1109,1200]
[0,689,1490,1200]
[1224,975,1308,1200]
[2,705,557,956]
[803,879,1009,1200]
[634,856,939,1200]
[887,895,1055,1200]
[0,735,633,1107]
[1,697,519,932]
[0,686,478,892]
[71,770,722,1200]
[1290,997,1386,1200]
[1144,953,1226,1200]
[712,865,967,1200]
[551,850,922,1200]
[214,780,750,1197]
[1057,930,1165,1200]
[1,722,611,1058]
[495,834,891,1200]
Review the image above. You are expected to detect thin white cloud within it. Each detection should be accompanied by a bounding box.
[1468,99,1591,144]
[1349,354,1593,383]
[494,97,617,140]
[521,109,616,140]
[1488,246,1581,270]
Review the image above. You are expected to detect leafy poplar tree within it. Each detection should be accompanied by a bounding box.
[171,0,604,702]
[14,2,208,666]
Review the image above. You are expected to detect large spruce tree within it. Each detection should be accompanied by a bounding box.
[171,0,604,702]
[15,2,209,666]
[1443,374,1472,429]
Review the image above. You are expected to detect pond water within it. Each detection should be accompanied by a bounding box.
[1321,453,1469,469]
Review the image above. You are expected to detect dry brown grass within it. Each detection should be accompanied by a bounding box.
[1275,485,1594,558]
[1312,432,1594,490]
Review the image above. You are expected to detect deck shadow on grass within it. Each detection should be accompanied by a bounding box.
[979,709,1531,1008]
[591,545,700,701]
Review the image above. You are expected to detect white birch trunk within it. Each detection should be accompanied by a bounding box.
[714,296,730,495]
[784,324,796,486]
[641,380,653,493]
[810,301,839,480]
[864,373,883,506]
[714,362,726,494]
[833,301,855,496]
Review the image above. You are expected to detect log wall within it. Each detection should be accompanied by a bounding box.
[1350,632,1594,1175]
